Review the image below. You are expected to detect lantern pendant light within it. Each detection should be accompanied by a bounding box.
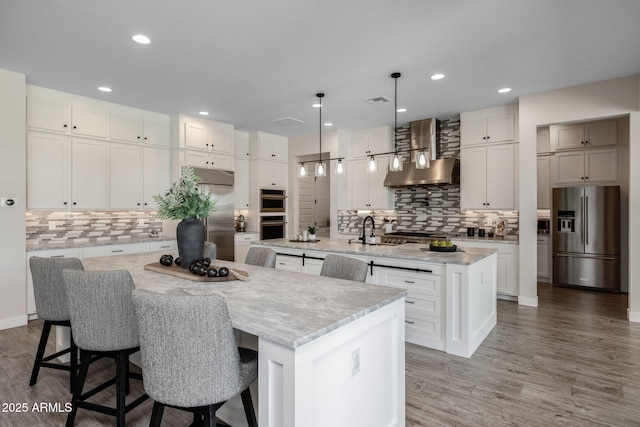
[335,158,344,175]
[416,149,430,169]
[314,93,327,177]
[299,162,308,177]
[389,72,403,172]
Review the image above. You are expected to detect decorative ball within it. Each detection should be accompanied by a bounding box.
[207,267,218,277]
[202,258,211,267]
[218,266,229,277]
[174,257,181,267]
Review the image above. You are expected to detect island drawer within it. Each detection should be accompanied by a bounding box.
[377,268,442,297]
[404,313,442,344]
[148,240,177,252]
[405,296,441,318]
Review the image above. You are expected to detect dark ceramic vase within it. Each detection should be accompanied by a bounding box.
[176,218,205,269]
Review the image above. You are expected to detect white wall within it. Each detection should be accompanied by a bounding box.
[0,69,27,329]
[519,75,640,314]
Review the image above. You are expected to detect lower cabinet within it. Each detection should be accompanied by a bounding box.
[234,233,260,263]
[26,240,176,317]
[452,240,519,298]
[537,235,550,282]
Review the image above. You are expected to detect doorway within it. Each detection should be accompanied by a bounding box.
[297,153,331,238]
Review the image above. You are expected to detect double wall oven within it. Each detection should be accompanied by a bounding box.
[260,189,286,240]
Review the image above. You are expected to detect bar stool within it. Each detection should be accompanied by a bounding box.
[62,269,148,427]
[320,254,368,282]
[29,256,84,393]
[244,246,276,268]
[132,290,258,427]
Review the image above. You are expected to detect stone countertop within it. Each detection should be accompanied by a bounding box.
[81,251,406,349]
[26,236,176,252]
[257,238,496,265]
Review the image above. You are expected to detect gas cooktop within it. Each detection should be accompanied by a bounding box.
[382,231,451,244]
[385,232,442,237]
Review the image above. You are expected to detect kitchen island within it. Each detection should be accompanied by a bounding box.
[255,238,498,359]
[79,251,406,427]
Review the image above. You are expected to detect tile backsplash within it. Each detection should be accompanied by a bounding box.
[338,117,519,236]
[26,211,162,245]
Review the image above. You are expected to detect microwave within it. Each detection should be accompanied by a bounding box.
[260,189,286,212]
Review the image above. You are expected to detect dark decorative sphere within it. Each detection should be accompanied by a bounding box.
[202,257,211,267]
[196,265,208,276]
[218,267,229,277]
[207,267,218,277]
[174,257,181,267]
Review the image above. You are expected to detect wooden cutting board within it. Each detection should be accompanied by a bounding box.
[144,262,248,282]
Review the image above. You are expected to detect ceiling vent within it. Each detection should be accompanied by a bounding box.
[272,117,304,126]
[365,96,390,105]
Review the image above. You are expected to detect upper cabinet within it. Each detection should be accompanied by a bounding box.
[460,104,518,147]
[537,155,550,209]
[550,119,618,151]
[110,107,170,147]
[536,127,550,154]
[348,127,391,159]
[460,144,516,211]
[348,157,393,210]
[172,113,234,155]
[552,148,618,185]
[249,131,288,162]
[27,87,108,139]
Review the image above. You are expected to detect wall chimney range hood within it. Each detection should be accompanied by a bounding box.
[383,117,460,187]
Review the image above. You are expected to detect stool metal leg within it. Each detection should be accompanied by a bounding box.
[150,401,164,427]
[69,330,78,393]
[241,388,258,427]
[29,320,52,386]
[66,349,91,427]
[116,351,127,427]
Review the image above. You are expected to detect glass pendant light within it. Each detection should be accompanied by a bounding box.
[416,150,430,169]
[389,72,403,172]
[368,156,377,173]
[299,163,308,177]
[315,93,327,177]
[335,159,345,175]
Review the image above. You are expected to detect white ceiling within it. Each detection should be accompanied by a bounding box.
[1,0,639,137]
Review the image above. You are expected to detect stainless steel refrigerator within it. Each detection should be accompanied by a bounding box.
[552,186,620,291]
[193,168,235,261]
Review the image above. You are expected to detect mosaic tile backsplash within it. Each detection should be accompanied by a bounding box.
[26,211,162,245]
[338,117,519,236]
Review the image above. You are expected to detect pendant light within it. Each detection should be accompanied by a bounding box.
[314,93,327,177]
[335,159,344,175]
[416,149,430,169]
[299,162,308,177]
[389,72,403,172]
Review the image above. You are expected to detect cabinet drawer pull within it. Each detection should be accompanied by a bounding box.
[404,280,415,284]
[160,245,170,248]
[111,249,124,253]
[405,320,415,325]
[51,255,65,258]
[244,237,252,240]
[278,262,285,265]
[405,300,415,304]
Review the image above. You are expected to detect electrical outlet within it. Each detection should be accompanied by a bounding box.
[137,219,146,227]
[350,348,360,377]
[48,221,56,230]
[1,197,17,207]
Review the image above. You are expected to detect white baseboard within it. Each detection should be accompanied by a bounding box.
[0,314,28,331]
[518,295,539,307]
[628,310,640,323]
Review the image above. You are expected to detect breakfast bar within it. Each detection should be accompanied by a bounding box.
[79,251,407,427]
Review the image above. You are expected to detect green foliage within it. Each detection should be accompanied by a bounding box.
[307,225,317,234]
[153,166,217,220]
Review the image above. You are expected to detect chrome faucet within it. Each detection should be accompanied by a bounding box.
[361,215,375,244]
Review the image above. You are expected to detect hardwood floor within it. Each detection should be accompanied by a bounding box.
[1,283,638,426]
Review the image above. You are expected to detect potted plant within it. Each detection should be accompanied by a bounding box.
[153,166,216,268]
[307,225,317,241]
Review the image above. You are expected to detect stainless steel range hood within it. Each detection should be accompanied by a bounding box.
[383,117,459,187]
[383,157,460,187]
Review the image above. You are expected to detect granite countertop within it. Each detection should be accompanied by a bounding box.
[81,251,406,349]
[257,238,497,265]
[26,235,176,252]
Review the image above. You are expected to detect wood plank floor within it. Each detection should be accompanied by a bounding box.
[1,283,639,426]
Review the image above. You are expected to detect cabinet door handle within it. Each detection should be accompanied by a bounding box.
[405,320,415,325]
[63,202,67,205]
[72,202,77,205]
[51,255,65,258]
[160,245,170,248]
[73,125,77,129]
[111,249,124,253]
[137,136,141,139]
[406,300,415,304]
[144,202,148,206]
[404,280,415,284]
[144,137,148,140]
[63,124,68,128]
[137,203,141,206]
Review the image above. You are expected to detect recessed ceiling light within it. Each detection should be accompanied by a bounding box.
[131,34,151,45]
[498,87,512,93]
[97,86,112,93]
[324,122,333,127]
[397,108,407,113]
[430,73,445,80]
[199,111,209,116]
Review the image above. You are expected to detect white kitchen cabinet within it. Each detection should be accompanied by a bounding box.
[148,240,178,252]
[537,127,550,154]
[537,155,550,209]
[550,119,617,151]
[461,104,518,147]
[460,144,515,210]
[26,248,81,316]
[234,157,251,209]
[348,127,391,159]
[553,147,617,185]
[109,144,170,209]
[82,242,151,258]
[250,131,288,162]
[71,104,109,139]
[348,157,392,209]
[183,150,235,171]
[27,132,71,209]
[177,114,234,155]
[234,232,260,263]
[257,160,288,189]
[71,138,109,209]
[452,240,519,298]
[275,254,302,272]
[303,258,324,275]
[234,130,250,159]
[110,109,170,147]
[537,235,550,282]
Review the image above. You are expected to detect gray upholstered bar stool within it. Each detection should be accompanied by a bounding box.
[132,290,258,427]
[320,254,368,282]
[62,269,148,427]
[203,241,217,259]
[29,256,84,393]
[244,246,276,267]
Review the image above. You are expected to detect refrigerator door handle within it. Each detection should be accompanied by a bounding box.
[585,196,589,245]
[580,196,584,245]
